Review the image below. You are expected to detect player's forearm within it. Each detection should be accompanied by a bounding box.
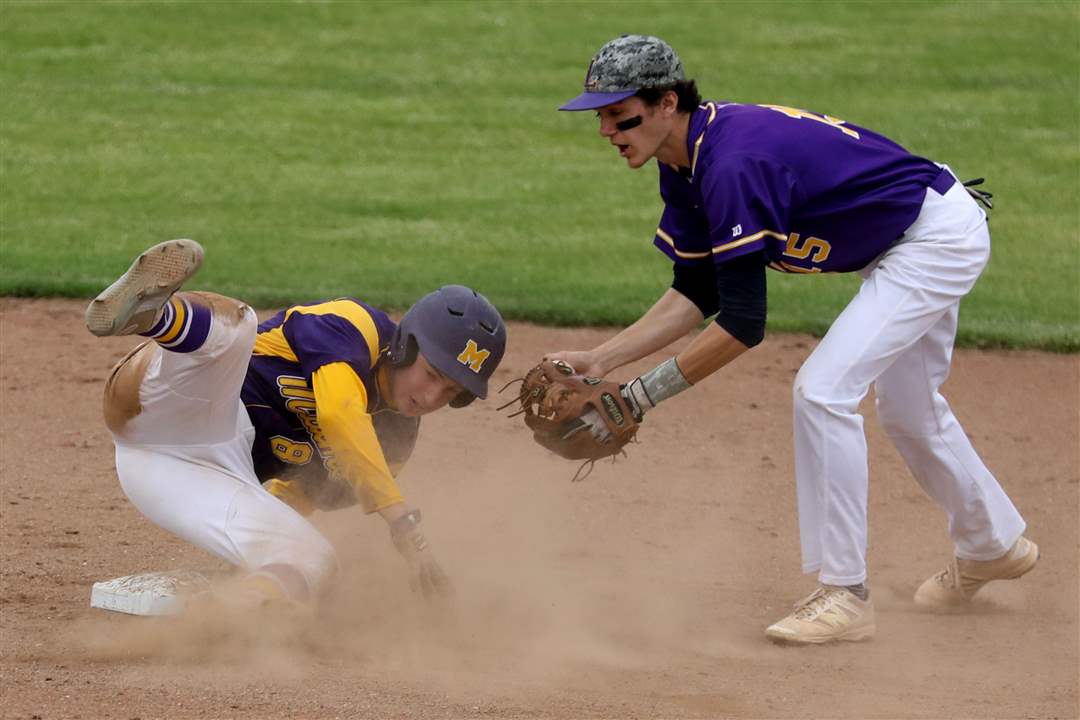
[621,320,750,420]
[593,289,704,374]
[675,321,751,384]
[319,408,405,511]
[378,502,410,524]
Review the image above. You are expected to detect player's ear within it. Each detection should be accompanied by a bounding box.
[449,389,476,408]
[663,89,679,114]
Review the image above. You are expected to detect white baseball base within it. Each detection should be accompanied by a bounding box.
[89,570,211,616]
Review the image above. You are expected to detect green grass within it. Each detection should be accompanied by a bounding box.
[2,1,1077,349]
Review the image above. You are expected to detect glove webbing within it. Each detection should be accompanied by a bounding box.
[962,177,993,211]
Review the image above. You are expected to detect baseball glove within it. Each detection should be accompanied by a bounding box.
[506,359,640,476]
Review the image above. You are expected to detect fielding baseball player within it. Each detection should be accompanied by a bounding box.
[548,35,1037,644]
[86,239,506,610]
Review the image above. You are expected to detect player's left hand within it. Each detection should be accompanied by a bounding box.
[542,349,605,378]
[509,359,640,470]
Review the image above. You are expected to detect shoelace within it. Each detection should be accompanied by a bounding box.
[793,588,839,620]
[934,559,980,595]
[932,563,957,587]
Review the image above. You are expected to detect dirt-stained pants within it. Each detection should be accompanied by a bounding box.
[104,292,338,601]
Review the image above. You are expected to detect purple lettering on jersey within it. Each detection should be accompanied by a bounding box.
[654,102,948,273]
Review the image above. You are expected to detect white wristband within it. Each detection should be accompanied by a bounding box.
[637,357,691,407]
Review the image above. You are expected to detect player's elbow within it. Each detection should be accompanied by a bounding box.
[715,312,766,349]
[315,405,353,440]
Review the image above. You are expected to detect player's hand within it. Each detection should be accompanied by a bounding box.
[388,509,455,603]
[543,350,604,378]
[546,384,646,446]
[411,555,454,601]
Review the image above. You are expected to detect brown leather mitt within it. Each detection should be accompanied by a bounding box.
[515,359,640,466]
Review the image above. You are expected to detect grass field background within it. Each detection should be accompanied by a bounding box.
[2,1,1077,349]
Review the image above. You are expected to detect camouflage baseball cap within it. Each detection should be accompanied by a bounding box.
[559,35,684,111]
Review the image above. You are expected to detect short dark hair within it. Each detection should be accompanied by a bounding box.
[635,80,702,113]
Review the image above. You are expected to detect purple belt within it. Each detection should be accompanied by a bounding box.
[929,168,956,195]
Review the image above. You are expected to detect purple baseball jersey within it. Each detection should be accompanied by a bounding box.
[655,102,954,273]
[241,298,419,510]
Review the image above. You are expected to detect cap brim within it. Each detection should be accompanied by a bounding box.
[558,89,637,111]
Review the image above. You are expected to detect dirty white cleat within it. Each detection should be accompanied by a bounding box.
[85,239,204,336]
[914,536,1039,609]
[765,585,876,645]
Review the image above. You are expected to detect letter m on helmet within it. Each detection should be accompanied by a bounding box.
[456,339,490,373]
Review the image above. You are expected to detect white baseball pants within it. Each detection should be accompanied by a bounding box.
[793,176,1026,586]
[107,300,338,600]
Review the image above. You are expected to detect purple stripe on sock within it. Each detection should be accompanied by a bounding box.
[161,298,213,353]
[140,298,175,338]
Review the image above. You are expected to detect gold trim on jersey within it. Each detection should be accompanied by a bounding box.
[658,226,789,259]
[655,227,711,259]
[252,299,381,368]
[769,260,823,274]
[253,326,299,361]
[713,228,787,254]
[690,101,719,176]
[759,104,860,139]
[293,300,380,368]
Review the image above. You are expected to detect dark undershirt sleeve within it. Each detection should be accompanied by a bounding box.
[670,252,768,348]
[714,251,767,348]
[671,262,720,318]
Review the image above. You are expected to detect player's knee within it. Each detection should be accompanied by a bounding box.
[181,291,252,329]
[185,291,257,357]
[792,366,833,411]
[259,563,315,604]
[792,371,868,426]
[260,537,338,604]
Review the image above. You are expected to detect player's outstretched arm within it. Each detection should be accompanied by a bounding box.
[310,365,454,602]
[311,363,405,511]
[620,322,751,422]
[381,506,453,602]
[674,321,750,383]
[545,288,704,377]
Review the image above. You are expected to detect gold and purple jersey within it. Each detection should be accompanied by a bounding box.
[655,101,955,274]
[241,298,418,514]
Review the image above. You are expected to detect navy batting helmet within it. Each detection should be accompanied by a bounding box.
[389,285,507,408]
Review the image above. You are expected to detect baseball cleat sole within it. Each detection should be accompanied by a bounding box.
[765,624,876,645]
[85,239,204,336]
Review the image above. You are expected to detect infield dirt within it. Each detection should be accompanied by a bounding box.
[2,298,1077,720]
